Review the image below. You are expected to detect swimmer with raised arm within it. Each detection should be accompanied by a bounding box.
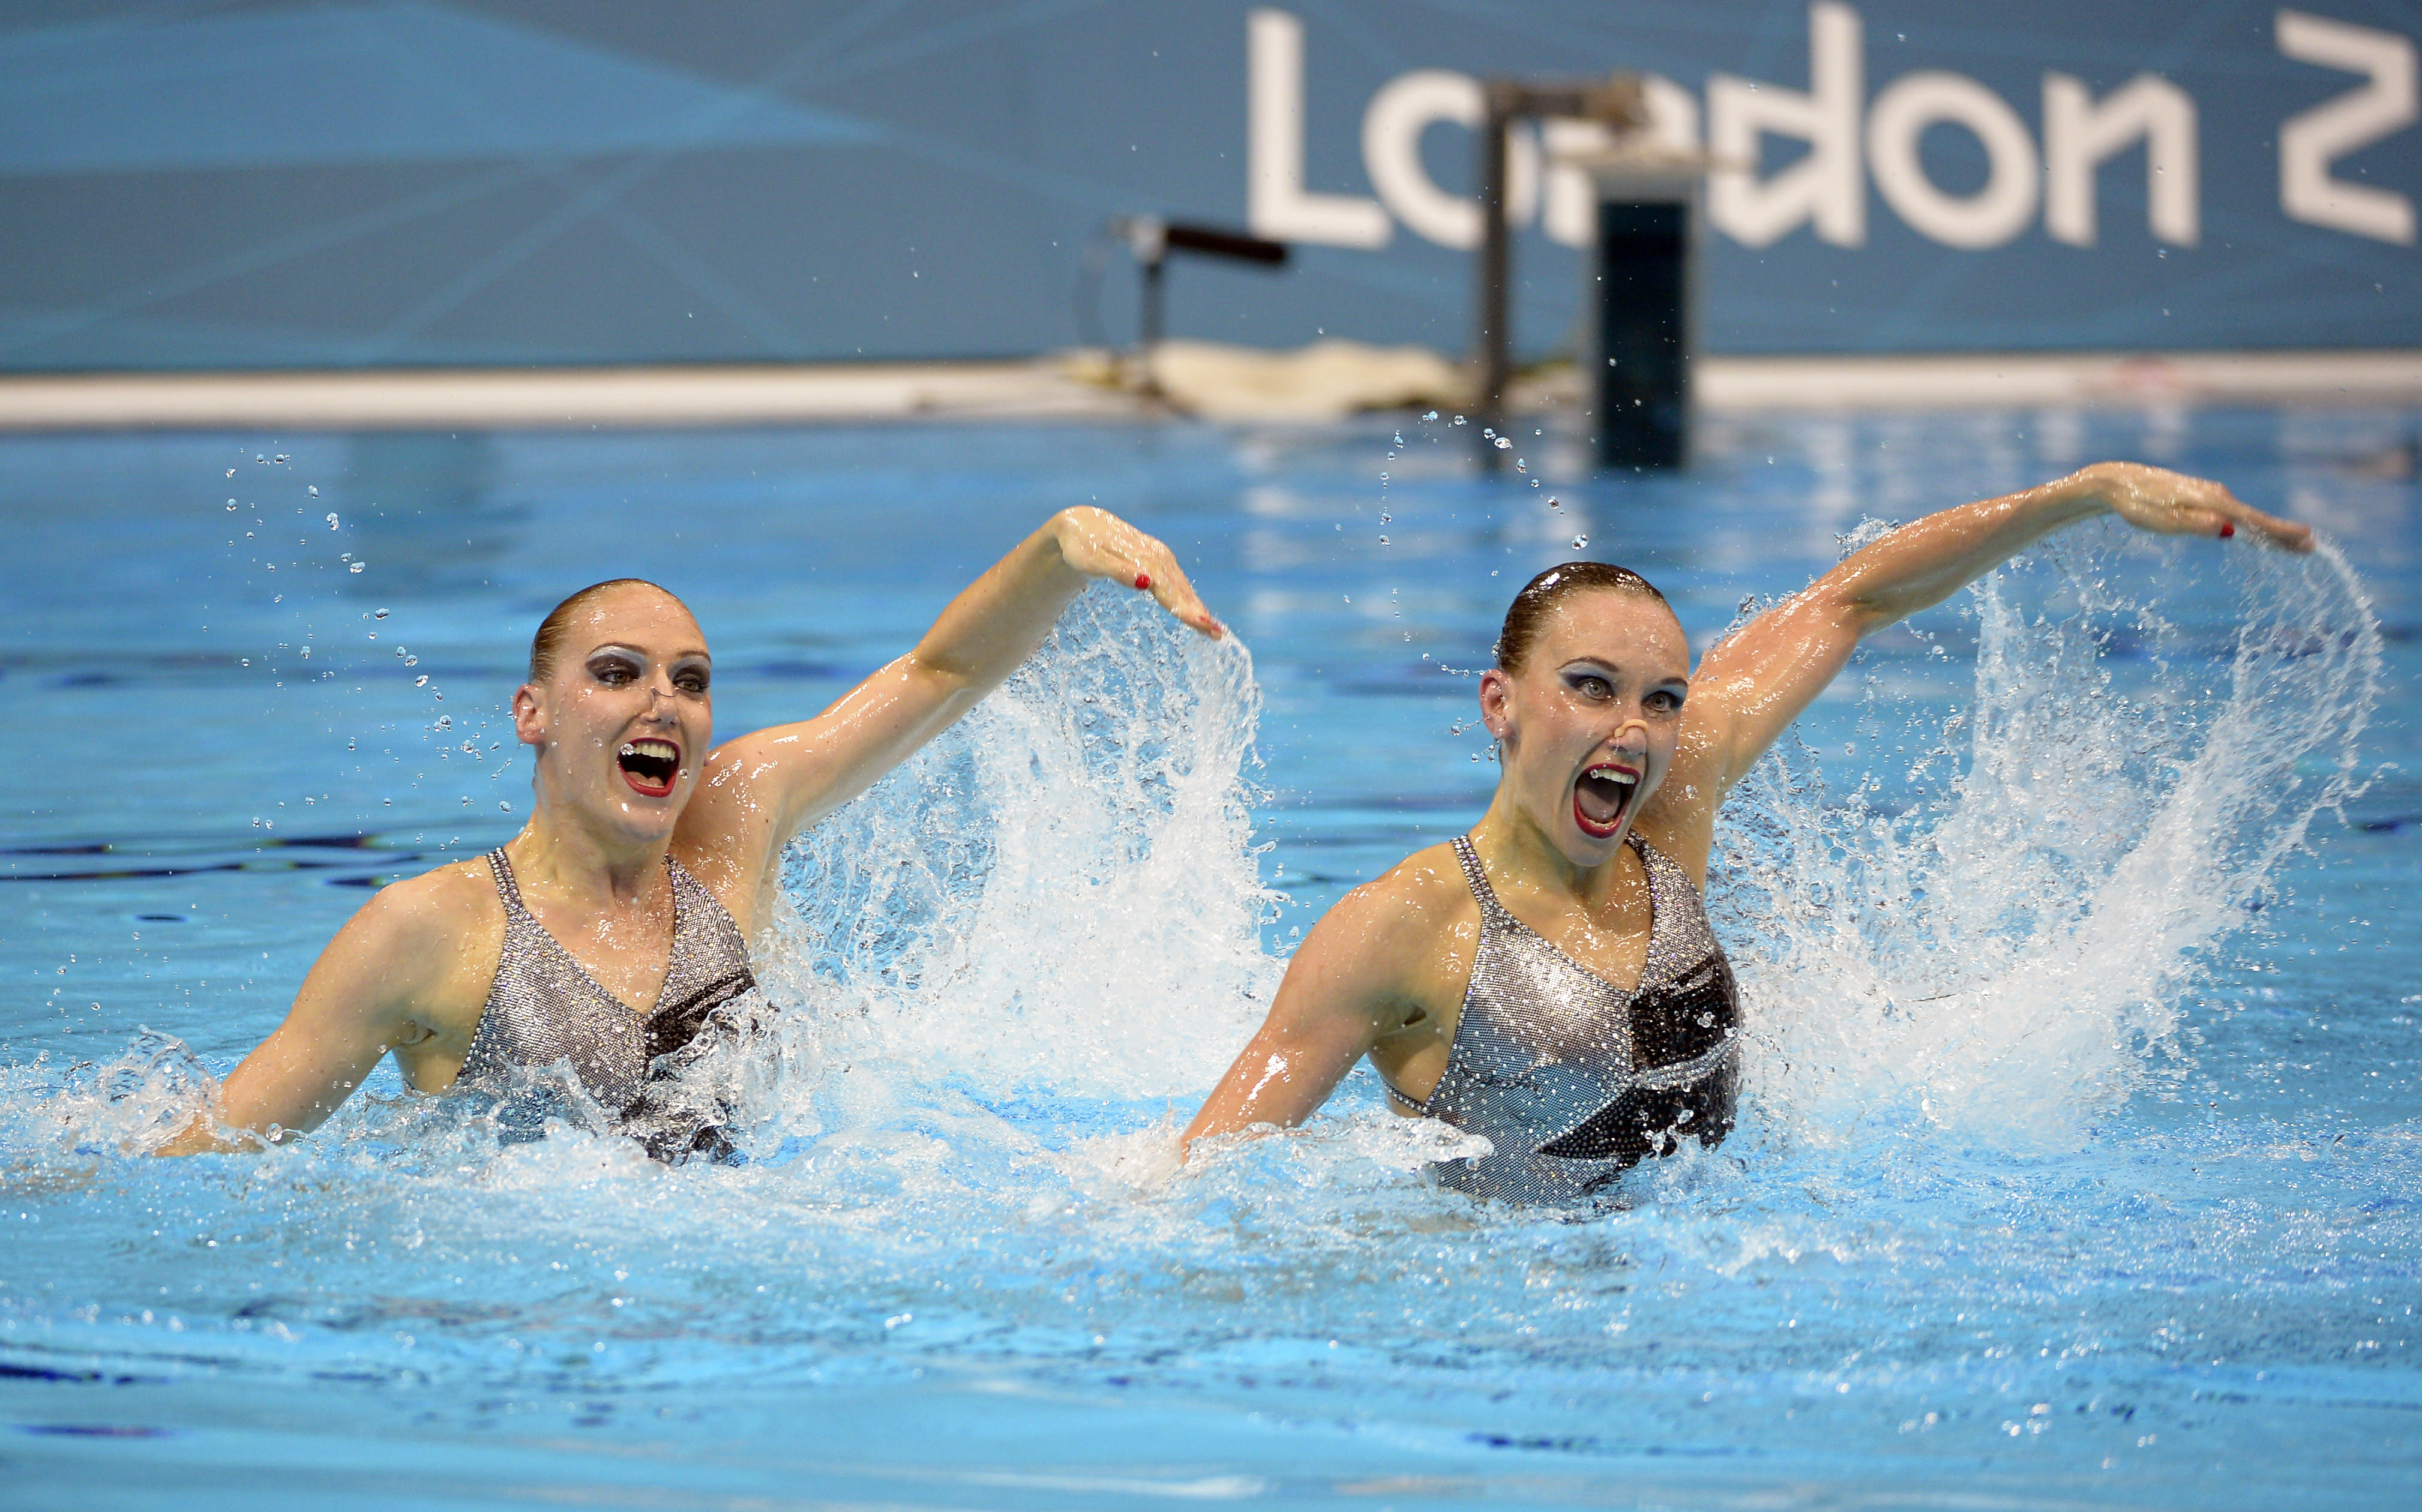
[156,508,1221,1157]
[1183,463,2312,1203]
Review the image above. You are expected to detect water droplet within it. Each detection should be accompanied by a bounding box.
[346,738,356,750]
[499,801,512,811]
[1452,415,1466,425]
[414,675,429,687]
[226,469,236,478]
[1493,436,1512,450]
[1547,496,1561,510]
[349,562,365,574]
[435,715,452,730]
[225,499,237,511]
[1422,410,1438,421]
[299,646,310,658]
[272,454,288,464]
[620,743,637,756]
[1379,511,1391,523]
[325,513,339,530]
[1515,459,1527,472]
[1378,536,1390,545]
[373,608,389,619]
[1571,535,1589,550]
[308,485,319,497]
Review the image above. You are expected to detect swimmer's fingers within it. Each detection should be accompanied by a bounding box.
[1053,507,1225,638]
[2087,462,2316,554]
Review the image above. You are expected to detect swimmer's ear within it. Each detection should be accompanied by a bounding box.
[510,682,547,746]
[1478,668,1514,742]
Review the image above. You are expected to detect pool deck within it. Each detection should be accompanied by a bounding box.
[1,347,2418,431]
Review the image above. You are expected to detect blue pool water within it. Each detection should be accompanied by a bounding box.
[2,409,2417,1509]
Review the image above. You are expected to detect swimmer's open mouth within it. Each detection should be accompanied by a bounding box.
[618,737,681,798]
[1574,763,1639,839]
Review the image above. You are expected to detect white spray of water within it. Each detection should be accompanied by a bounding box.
[754,585,1282,1122]
[1713,524,2380,1150]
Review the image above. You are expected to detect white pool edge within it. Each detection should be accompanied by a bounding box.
[0,349,2417,431]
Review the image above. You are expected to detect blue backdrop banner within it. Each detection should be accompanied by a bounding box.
[1,1,2414,369]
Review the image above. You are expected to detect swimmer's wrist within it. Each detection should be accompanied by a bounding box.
[2039,466,2126,525]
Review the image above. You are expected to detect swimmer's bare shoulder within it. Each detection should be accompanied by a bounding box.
[354,858,508,1076]
[153,857,503,1154]
[1182,844,1476,1147]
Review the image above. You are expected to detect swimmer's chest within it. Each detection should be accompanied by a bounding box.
[388,893,677,1093]
[1371,869,1657,1097]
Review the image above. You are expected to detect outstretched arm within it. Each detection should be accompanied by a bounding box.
[151,881,465,1155]
[683,508,1222,917]
[1182,875,1440,1155]
[1689,461,2313,792]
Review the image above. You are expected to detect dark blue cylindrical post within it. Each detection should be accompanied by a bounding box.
[1584,160,1698,470]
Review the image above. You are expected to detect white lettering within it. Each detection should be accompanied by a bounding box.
[1707,1,1865,247]
[1361,70,1538,249]
[1247,8,1390,248]
[2276,9,2417,244]
[2043,73,2199,247]
[1866,71,2039,248]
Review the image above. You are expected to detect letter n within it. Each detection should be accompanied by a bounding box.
[2044,73,2199,247]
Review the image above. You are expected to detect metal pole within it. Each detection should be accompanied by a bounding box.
[1475,98,1510,470]
[1140,258,1166,398]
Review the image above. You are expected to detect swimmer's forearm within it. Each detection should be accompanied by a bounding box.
[909,508,1219,691]
[1832,463,2310,629]
[905,514,1095,692]
[1828,474,2106,628]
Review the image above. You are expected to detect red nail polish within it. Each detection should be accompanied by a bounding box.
[1134,572,1153,591]
[2219,521,2235,539]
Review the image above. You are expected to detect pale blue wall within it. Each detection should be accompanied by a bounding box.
[1,0,2414,370]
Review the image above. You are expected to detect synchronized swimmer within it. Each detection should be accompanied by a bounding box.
[1181,463,2309,1201]
[155,463,2311,1206]
[156,507,1219,1156]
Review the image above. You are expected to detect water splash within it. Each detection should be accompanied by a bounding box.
[763,583,1281,1105]
[1713,521,2380,1151]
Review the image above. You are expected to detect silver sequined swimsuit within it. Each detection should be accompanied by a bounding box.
[452,848,760,1160]
[1384,833,1740,1204]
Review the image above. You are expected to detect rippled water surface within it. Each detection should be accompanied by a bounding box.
[4,410,2418,1509]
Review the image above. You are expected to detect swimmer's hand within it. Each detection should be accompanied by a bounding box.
[2079,461,2315,553]
[1050,506,1225,638]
